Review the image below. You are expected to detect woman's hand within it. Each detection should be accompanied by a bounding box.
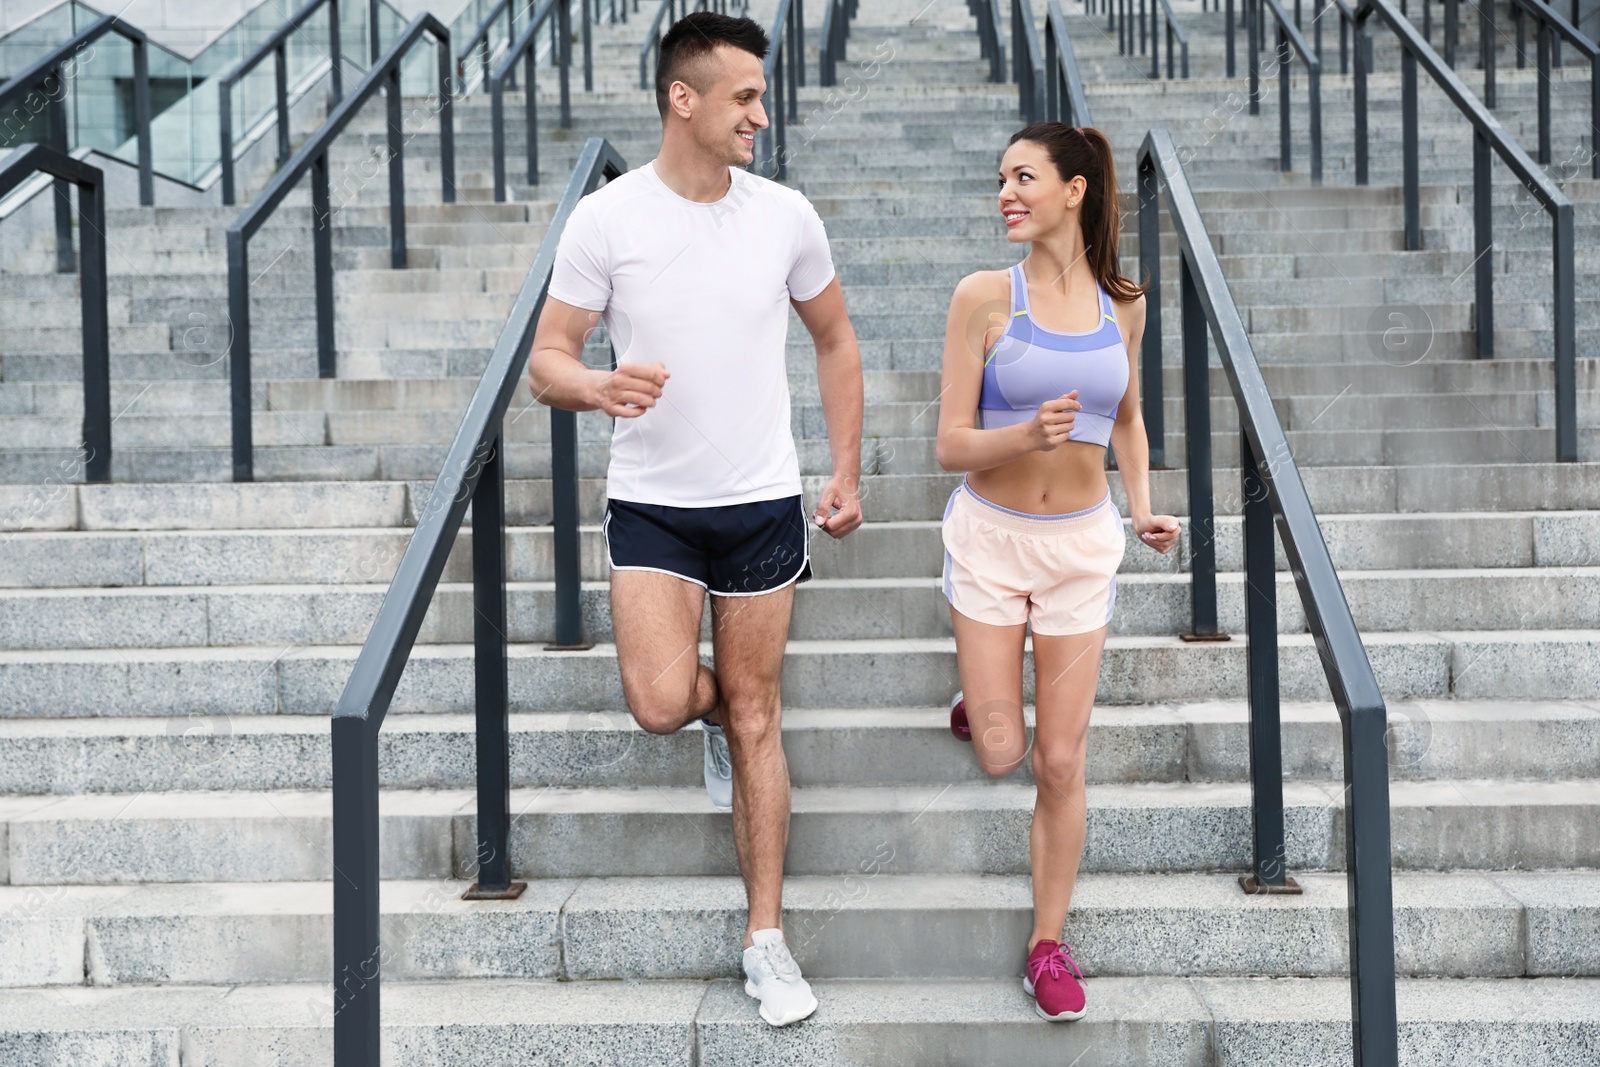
[1028,390,1081,451]
[1134,512,1180,554]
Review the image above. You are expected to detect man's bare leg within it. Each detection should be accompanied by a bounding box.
[611,569,717,734]
[709,585,795,947]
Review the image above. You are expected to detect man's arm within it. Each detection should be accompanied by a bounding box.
[791,277,864,538]
[528,296,667,417]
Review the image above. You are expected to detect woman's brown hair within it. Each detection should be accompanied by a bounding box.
[1006,122,1146,304]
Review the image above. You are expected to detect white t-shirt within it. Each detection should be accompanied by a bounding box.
[547,160,836,508]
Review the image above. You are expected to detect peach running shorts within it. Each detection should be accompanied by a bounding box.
[940,478,1125,636]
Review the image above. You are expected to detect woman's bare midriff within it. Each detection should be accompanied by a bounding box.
[966,440,1109,514]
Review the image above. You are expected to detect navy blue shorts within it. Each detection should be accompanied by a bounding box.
[603,495,813,597]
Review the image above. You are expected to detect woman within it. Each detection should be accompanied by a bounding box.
[935,123,1181,1022]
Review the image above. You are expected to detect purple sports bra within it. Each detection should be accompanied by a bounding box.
[977,262,1130,448]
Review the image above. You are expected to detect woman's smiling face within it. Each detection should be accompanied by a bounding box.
[997,138,1086,243]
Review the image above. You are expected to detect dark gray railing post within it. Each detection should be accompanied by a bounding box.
[437,35,456,204]
[1228,0,1237,73]
[78,182,111,481]
[219,81,237,207]
[330,0,343,102]
[1537,21,1553,163]
[131,37,154,206]
[1473,129,1493,359]
[795,0,806,86]
[313,153,337,378]
[386,66,406,269]
[1249,0,1261,112]
[1593,50,1600,179]
[48,93,73,275]
[584,0,595,90]
[275,44,292,163]
[787,0,801,118]
[1045,12,1059,118]
[1401,47,1419,249]
[549,408,588,648]
[508,1,519,89]
[560,0,573,127]
[369,0,381,61]
[227,230,254,482]
[1278,24,1291,169]
[1180,255,1221,640]
[1444,0,1457,64]
[1139,155,1165,467]
[1481,0,1495,105]
[1152,1,1164,75]
[525,44,540,183]
[1239,426,1298,894]
[1309,53,1321,181]
[465,434,525,898]
[1354,11,1369,182]
[1344,700,1400,1067]
[1554,203,1577,462]
[492,70,510,200]
[331,714,380,1066]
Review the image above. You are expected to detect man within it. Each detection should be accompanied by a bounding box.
[526,11,864,1028]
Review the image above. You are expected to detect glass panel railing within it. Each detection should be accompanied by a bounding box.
[0,2,76,83]
[1,0,422,188]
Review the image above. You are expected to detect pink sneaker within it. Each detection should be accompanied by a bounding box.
[950,691,971,741]
[1023,940,1086,1021]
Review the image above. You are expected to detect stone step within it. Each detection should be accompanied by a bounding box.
[0,699,1590,793]
[0,564,1596,650]
[0,870,1591,985]
[0,974,1593,1066]
[6,462,1600,536]
[2,776,1595,882]
[7,508,1592,589]
[0,627,1592,719]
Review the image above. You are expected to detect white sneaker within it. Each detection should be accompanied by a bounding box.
[743,928,817,1027]
[701,719,733,811]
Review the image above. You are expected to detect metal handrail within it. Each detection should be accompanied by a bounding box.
[1014,0,1047,119]
[1151,0,1190,77]
[490,0,571,201]
[0,144,109,481]
[1355,0,1577,461]
[1136,125,1398,1067]
[638,0,751,90]
[217,0,342,207]
[226,14,456,482]
[820,0,861,86]
[0,14,151,272]
[970,0,1007,81]
[1491,0,1599,177]
[1250,0,1322,180]
[330,135,627,1067]
[755,0,803,180]
[1045,0,1094,124]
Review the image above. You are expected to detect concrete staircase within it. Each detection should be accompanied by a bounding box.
[0,0,1597,1061]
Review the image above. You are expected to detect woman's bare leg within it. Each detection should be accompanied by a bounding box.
[1025,625,1109,949]
[949,608,1029,777]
